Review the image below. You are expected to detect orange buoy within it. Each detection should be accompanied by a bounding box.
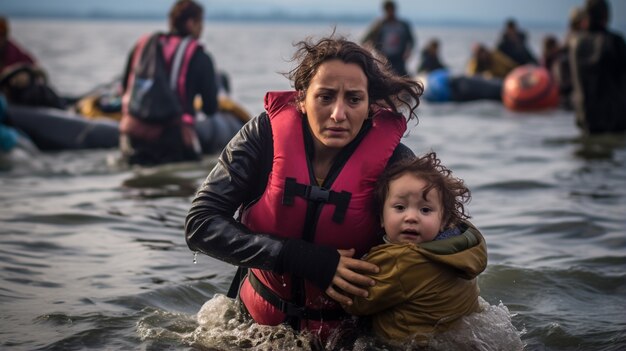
[502,65,559,112]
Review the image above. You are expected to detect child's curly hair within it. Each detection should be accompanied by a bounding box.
[374,152,472,229]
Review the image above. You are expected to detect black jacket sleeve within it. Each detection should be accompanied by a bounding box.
[120,44,136,95]
[187,48,219,116]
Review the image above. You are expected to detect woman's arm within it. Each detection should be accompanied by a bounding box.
[185,113,282,270]
[185,113,342,290]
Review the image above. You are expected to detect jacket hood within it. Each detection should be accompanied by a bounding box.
[413,222,487,279]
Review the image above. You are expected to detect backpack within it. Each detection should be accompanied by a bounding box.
[127,34,192,123]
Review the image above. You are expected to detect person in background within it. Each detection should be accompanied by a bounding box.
[0,94,38,163]
[466,43,517,79]
[0,16,36,74]
[0,16,63,108]
[565,6,588,44]
[569,0,626,134]
[548,6,586,110]
[185,35,423,346]
[417,38,447,74]
[496,18,538,65]
[362,0,415,76]
[343,152,487,346]
[541,35,560,71]
[119,0,219,165]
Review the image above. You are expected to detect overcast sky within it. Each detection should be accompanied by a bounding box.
[2,0,625,30]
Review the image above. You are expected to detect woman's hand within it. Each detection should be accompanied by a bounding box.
[325,248,379,306]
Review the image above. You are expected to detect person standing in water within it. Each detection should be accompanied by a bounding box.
[569,0,626,134]
[119,0,219,165]
[362,0,415,76]
[185,35,424,345]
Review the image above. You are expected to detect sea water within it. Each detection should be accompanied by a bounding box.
[1,19,625,350]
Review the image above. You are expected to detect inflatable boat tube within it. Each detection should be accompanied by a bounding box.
[502,65,559,111]
[449,75,503,102]
[423,69,452,102]
[5,105,246,153]
[423,69,503,103]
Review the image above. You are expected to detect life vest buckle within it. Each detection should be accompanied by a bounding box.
[306,185,330,203]
[282,177,351,223]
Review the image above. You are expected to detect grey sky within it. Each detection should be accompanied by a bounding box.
[1,0,625,30]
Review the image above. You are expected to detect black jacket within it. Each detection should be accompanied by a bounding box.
[185,112,415,291]
[570,29,626,134]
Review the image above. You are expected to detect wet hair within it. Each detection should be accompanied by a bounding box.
[428,39,439,49]
[542,35,559,53]
[169,0,203,36]
[286,34,423,121]
[505,18,517,30]
[569,7,586,31]
[383,1,396,11]
[374,152,471,229]
[585,0,609,30]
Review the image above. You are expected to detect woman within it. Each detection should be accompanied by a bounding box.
[185,35,423,342]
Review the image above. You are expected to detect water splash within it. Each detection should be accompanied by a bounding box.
[190,295,523,351]
[429,298,524,350]
[192,294,314,350]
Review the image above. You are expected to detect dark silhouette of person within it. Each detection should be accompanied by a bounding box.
[569,0,626,134]
[466,43,517,79]
[496,18,538,65]
[417,38,447,74]
[362,0,415,76]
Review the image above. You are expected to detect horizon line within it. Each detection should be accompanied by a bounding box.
[7,12,565,29]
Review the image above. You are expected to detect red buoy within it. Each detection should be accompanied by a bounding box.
[502,65,559,111]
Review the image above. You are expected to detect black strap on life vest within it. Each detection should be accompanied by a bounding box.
[227,266,248,299]
[248,271,347,321]
[282,177,351,223]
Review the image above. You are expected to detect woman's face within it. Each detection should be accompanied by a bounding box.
[300,59,369,153]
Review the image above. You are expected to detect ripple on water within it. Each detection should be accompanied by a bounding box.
[480,264,626,349]
[476,179,555,191]
[34,311,139,350]
[5,212,122,226]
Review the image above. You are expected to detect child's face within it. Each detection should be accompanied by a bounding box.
[381,173,444,244]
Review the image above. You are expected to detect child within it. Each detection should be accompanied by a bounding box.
[343,152,488,345]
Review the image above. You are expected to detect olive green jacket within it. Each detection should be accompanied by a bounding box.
[344,223,488,344]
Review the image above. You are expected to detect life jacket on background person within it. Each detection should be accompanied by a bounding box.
[236,91,407,339]
[120,33,199,144]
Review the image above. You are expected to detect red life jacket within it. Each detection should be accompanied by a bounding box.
[239,91,407,336]
[0,40,36,73]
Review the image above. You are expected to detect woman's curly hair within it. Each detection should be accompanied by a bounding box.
[286,34,423,121]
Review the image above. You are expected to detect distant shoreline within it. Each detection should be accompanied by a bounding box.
[7,13,565,29]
